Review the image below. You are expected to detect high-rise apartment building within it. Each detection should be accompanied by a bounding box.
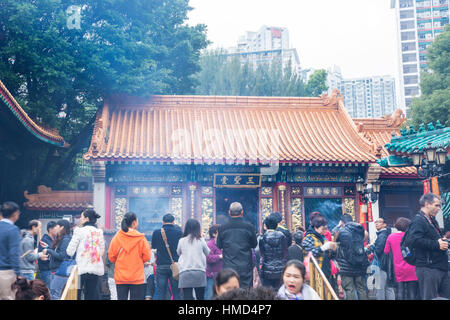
[227,25,301,72]
[327,67,397,118]
[391,0,449,114]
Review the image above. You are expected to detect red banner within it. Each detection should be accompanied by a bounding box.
[360,201,367,224]
[367,202,373,222]
[431,177,440,196]
[423,179,430,194]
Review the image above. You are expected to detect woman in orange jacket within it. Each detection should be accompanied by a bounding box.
[108,212,151,300]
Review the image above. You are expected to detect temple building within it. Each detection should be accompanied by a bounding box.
[82,90,426,239]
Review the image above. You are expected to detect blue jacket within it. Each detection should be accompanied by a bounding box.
[47,235,72,272]
[38,234,53,272]
[0,220,21,275]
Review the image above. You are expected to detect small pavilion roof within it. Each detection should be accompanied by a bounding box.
[24,186,92,211]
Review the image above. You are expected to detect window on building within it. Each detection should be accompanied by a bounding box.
[402,53,417,62]
[404,75,419,85]
[400,0,414,8]
[400,9,414,19]
[405,86,420,96]
[401,31,416,41]
[401,20,415,30]
[403,64,418,74]
[402,42,416,51]
[417,0,431,7]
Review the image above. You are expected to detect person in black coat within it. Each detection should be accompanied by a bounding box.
[287,230,304,262]
[408,193,448,300]
[335,220,369,300]
[270,212,292,247]
[259,216,288,289]
[217,202,258,288]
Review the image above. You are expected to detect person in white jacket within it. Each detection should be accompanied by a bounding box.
[66,209,105,300]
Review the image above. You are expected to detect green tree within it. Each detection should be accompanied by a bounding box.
[195,51,319,97]
[305,69,328,96]
[0,0,208,202]
[410,25,450,127]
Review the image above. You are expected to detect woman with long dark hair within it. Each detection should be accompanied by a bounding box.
[176,219,210,300]
[108,212,151,300]
[66,208,105,300]
[43,219,72,300]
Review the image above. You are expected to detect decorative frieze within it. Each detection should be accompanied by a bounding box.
[114,198,127,231]
[343,198,356,221]
[170,197,183,226]
[261,187,273,196]
[201,198,214,238]
[261,198,273,221]
[291,198,303,231]
[201,186,213,196]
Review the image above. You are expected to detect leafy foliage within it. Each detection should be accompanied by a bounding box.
[410,25,450,128]
[195,50,327,97]
[0,0,208,203]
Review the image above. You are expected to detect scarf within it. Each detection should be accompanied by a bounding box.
[277,284,304,300]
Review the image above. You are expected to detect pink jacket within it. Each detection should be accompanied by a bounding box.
[384,232,418,282]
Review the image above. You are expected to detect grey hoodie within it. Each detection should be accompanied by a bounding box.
[20,231,43,274]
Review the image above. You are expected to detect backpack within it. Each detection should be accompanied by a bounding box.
[339,224,369,268]
[347,238,369,267]
[400,223,416,266]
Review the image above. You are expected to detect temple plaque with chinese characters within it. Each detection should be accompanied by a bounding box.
[213,174,261,188]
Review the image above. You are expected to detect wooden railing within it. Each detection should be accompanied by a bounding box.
[307,255,339,300]
[60,265,79,300]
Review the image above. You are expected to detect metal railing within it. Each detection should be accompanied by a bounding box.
[307,255,339,300]
[60,266,79,300]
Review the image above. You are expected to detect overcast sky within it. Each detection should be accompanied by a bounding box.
[187,0,400,81]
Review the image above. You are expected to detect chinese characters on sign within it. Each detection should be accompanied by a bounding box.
[214,174,262,188]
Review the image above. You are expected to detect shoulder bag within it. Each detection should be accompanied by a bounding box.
[161,228,180,281]
[55,257,76,277]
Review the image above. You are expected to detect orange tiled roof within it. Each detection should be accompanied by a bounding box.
[24,186,92,211]
[0,80,67,147]
[353,117,401,157]
[353,115,417,177]
[380,166,417,177]
[84,92,379,164]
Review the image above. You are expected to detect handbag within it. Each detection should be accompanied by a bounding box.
[160,228,180,281]
[55,258,76,277]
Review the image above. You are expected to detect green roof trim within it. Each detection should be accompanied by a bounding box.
[385,126,450,155]
[0,91,65,148]
[377,155,413,167]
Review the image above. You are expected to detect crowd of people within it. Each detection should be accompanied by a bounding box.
[0,192,448,300]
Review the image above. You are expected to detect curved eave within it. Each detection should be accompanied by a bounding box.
[0,81,67,148]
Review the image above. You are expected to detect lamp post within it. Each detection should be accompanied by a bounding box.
[411,143,448,178]
[356,177,380,204]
